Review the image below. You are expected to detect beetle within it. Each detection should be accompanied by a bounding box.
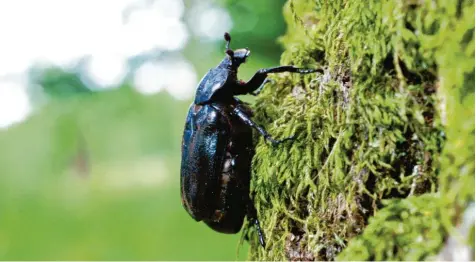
[180,32,318,247]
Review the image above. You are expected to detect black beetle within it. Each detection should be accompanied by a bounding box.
[180,32,318,247]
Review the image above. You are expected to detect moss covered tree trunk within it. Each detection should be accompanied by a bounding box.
[245,0,474,260]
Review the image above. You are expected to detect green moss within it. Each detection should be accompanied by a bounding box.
[336,194,445,261]
[246,0,474,260]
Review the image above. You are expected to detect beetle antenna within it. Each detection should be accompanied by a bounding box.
[224,32,234,60]
[225,49,234,58]
[224,32,231,50]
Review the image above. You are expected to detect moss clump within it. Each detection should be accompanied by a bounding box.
[246,0,474,260]
[336,194,445,261]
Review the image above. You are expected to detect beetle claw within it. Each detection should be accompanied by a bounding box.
[259,234,266,247]
[296,68,322,74]
[252,218,266,248]
[251,78,274,96]
[269,135,296,147]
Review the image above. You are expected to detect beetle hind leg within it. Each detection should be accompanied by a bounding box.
[252,217,266,247]
[246,198,266,248]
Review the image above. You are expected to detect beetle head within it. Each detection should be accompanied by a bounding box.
[224,32,250,69]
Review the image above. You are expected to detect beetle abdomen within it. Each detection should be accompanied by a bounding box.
[180,104,229,221]
[180,102,254,233]
[204,152,247,234]
[203,103,254,233]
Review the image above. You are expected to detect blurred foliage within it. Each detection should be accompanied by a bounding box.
[248,0,474,260]
[32,67,92,98]
[0,87,251,260]
[184,0,288,86]
[0,0,296,259]
[0,0,293,259]
[221,0,287,57]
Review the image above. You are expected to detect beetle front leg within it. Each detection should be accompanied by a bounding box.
[233,107,294,146]
[234,66,321,95]
[250,78,273,96]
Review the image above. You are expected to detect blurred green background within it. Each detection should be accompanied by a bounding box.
[0,0,286,260]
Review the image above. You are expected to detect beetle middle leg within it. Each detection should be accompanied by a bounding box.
[233,107,294,146]
[233,98,254,116]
